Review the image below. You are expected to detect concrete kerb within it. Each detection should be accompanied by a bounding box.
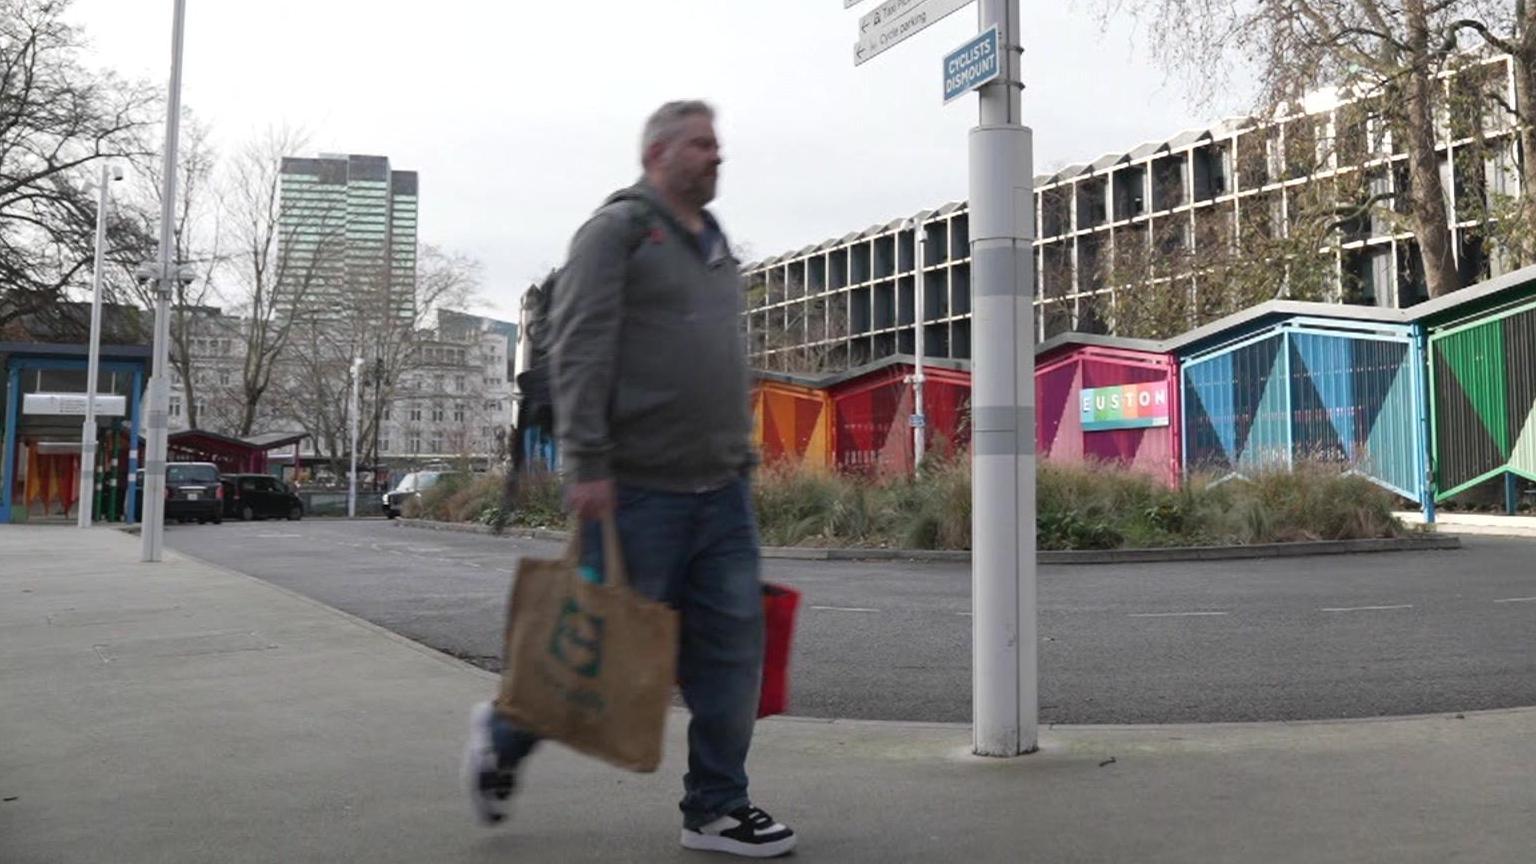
[395,518,1461,563]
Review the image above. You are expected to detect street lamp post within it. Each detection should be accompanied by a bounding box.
[78,161,124,529]
[371,355,385,493]
[348,357,364,518]
[140,0,189,563]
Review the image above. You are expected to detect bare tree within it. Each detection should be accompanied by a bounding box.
[0,0,157,329]
[1106,0,1479,297]
[1106,180,1347,338]
[222,127,339,436]
[117,116,221,428]
[278,243,482,477]
[1444,5,1536,266]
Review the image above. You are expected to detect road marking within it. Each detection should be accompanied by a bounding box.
[1493,596,1536,604]
[956,612,972,617]
[1320,604,1413,613]
[257,533,302,539]
[811,606,878,613]
[1128,611,1229,618]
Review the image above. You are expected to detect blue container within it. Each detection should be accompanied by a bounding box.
[1175,312,1430,507]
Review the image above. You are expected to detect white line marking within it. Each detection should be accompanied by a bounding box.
[257,533,302,539]
[1493,596,1536,604]
[1128,611,1229,618]
[956,612,973,617]
[810,606,878,613]
[1320,604,1413,613]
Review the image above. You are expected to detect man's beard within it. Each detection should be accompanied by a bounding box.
[685,172,717,207]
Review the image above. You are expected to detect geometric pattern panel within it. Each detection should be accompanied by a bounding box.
[1286,330,1420,499]
[1362,350,1424,499]
[1290,332,1357,458]
[1430,301,1536,497]
[1289,341,1349,465]
[1510,399,1536,477]
[1183,327,1423,501]
[1502,306,1536,469]
[1432,344,1507,493]
[1230,335,1284,463]
[1035,362,1081,460]
[1438,319,1510,457]
[1184,354,1236,470]
[1240,346,1289,469]
[1349,338,1411,454]
[794,398,825,458]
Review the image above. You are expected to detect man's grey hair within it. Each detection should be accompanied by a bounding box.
[640,100,715,163]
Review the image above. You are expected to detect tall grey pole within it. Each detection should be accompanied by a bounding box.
[78,162,112,529]
[913,217,927,471]
[141,0,188,562]
[970,0,1037,756]
[348,357,363,518]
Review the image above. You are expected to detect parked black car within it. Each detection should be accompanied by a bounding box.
[221,474,304,521]
[134,462,224,524]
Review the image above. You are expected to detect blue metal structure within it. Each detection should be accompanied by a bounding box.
[1,344,148,524]
[1175,315,1431,508]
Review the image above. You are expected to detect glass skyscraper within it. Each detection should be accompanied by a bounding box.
[277,154,418,324]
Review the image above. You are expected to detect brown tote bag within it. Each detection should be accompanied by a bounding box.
[495,517,679,773]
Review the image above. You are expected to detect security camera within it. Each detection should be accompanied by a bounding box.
[110,164,125,182]
[134,262,158,285]
[175,265,197,286]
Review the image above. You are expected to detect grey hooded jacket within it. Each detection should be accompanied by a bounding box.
[550,181,753,492]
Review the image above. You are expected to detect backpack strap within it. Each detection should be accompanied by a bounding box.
[592,198,658,260]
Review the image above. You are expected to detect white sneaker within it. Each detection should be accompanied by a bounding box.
[460,702,517,825]
[680,805,797,858]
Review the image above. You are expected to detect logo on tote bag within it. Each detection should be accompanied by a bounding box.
[549,597,605,678]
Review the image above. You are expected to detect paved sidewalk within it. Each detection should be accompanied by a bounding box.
[2,524,1532,864]
[1398,510,1536,538]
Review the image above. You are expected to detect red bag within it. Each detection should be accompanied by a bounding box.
[758,583,801,718]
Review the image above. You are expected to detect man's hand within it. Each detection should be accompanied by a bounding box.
[565,479,616,520]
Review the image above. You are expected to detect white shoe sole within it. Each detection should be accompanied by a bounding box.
[680,828,797,858]
[461,702,508,825]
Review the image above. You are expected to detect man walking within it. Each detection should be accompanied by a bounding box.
[462,100,796,859]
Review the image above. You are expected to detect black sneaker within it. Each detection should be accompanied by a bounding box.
[460,702,517,824]
[680,805,797,858]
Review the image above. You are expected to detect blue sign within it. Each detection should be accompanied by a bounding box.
[942,25,999,104]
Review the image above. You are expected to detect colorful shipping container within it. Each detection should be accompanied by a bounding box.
[826,358,971,476]
[1410,272,1536,509]
[744,267,1536,517]
[1172,307,1431,505]
[1034,335,1180,485]
[752,375,834,471]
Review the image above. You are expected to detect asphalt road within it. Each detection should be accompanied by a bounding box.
[165,519,1536,725]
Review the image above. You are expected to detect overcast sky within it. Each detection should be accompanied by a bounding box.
[70,0,1225,321]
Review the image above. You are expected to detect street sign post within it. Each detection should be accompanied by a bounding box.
[853,0,976,66]
[846,0,1036,758]
[943,25,999,103]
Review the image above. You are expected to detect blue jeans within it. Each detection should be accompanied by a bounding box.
[493,477,765,828]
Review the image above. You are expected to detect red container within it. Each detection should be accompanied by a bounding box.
[758,583,801,719]
[828,361,971,477]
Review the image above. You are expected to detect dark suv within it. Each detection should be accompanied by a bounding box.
[133,462,224,524]
[220,474,304,521]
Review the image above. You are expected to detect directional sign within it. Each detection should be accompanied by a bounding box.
[22,393,126,417]
[853,0,975,66]
[943,25,998,103]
